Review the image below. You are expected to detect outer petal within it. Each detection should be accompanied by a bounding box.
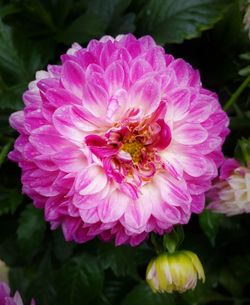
[123,194,152,232]
[61,60,85,98]
[129,77,161,114]
[173,123,208,145]
[98,190,130,223]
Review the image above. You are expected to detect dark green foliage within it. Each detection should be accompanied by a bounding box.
[199,210,223,246]
[0,0,250,304]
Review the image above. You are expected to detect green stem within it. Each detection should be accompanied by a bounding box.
[150,233,164,254]
[224,74,250,111]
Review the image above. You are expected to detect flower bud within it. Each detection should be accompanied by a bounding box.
[0,260,9,283]
[146,251,205,293]
[244,1,250,38]
[207,159,250,216]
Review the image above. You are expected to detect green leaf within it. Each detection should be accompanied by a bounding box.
[22,0,56,31]
[0,186,23,216]
[219,268,243,297]
[56,254,104,305]
[0,4,20,18]
[100,279,133,305]
[57,0,132,44]
[17,205,46,254]
[234,138,250,165]
[98,243,139,279]
[0,19,24,82]
[230,255,250,285]
[9,267,30,296]
[28,250,57,304]
[137,0,232,44]
[52,229,76,262]
[0,83,26,110]
[199,209,223,246]
[121,283,176,305]
[181,281,229,305]
[239,53,250,61]
[0,137,14,166]
[108,12,136,36]
[239,65,250,77]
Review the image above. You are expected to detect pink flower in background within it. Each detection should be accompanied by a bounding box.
[0,282,35,305]
[9,34,229,246]
[207,159,250,216]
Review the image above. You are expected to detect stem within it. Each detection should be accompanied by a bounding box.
[224,74,250,111]
[150,233,164,254]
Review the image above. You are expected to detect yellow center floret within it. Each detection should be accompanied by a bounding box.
[122,138,143,163]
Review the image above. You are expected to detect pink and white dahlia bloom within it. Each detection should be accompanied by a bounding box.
[0,282,35,305]
[9,34,229,246]
[208,159,250,216]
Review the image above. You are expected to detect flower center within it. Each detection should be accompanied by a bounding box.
[121,136,143,164]
[85,106,172,199]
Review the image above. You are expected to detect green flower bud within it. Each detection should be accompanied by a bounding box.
[146,250,205,293]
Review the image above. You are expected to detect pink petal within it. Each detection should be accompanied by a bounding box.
[169,59,195,86]
[79,207,99,224]
[177,151,208,177]
[0,282,10,298]
[75,165,107,196]
[82,81,108,115]
[123,195,152,232]
[157,174,191,206]
[129,77,161,114]
[220,158,240,180]
[167,89,191,121]
[129,58,152,83]
[30,125,69,154]
[138,35,156,50]
[71,105,106,132]
[174,123,208,145]
[186,101,212,123]
[152,202,181,224]
[61,60,85,98]
[98,190,130,223]
[76,50,97,69]
[85,134,118,158]
[190,194,205,213]
[195,136,222,154]
[9,111,26,134]
[52,147,86,172]
[100,41,117,69]
[110,47,132,64]
[37,78,59,93]
[105,61,125,92]
[24,109,48,133]
[53,105,85,144]
[45,88,81,108]
[143,47,166,71]
[13,292,24,305]
[23,90,41,107]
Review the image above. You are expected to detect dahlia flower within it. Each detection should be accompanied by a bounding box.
[208,159,250,216]
[0,282,35,305]
[146,251,205,293]
[9,34,229,246]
